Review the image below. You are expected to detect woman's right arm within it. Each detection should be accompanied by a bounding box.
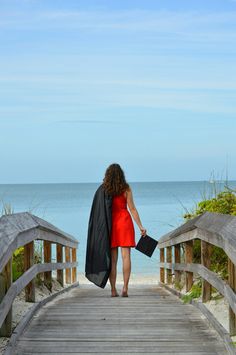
[126,188,146,236]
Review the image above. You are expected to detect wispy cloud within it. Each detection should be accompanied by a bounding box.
[1,8,236,38]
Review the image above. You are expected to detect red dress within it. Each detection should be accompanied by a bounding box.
[110,193,136,248]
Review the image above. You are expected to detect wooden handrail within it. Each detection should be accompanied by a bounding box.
[158,211,236,336]
[0,212,79,337]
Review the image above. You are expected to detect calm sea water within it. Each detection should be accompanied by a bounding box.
[1,181,236,276]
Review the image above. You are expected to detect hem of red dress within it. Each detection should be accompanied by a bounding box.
[111,245,136,248]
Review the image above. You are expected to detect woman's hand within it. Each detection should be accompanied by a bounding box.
[140,227,147,236]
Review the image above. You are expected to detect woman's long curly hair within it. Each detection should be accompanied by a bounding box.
[103,163,129,196]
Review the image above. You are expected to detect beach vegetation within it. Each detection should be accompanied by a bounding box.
[1,203,43,284]
[183,184,236,280]
[181,281,202,303]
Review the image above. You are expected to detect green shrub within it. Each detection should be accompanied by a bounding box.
[183,186,236,280]
[181,281,202,303]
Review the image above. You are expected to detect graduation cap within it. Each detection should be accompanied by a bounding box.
[135,235,158,257]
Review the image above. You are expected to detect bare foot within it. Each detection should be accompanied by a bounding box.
[111,289,119,297]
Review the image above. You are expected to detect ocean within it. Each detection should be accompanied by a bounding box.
[1,181,235,279]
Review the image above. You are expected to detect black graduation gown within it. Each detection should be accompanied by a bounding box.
[85,184,112,288]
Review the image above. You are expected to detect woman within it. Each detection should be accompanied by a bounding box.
[103,164,146,297]
[85,163,146,296]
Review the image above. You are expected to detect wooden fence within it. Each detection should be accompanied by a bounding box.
[158,211,236,336]
[0,212,79,337]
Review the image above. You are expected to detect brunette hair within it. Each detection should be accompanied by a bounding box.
[103,163,129,196]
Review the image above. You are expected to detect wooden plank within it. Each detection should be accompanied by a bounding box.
[44,241,52,291]
[0,257,12,337]
[163,283,236,355]
[0,212,78,274]
[228,257,236,336]
[174,244,181,288]
[71,248,77,283]
[65,247,71,284]
[201,241,212,302]
[159,262,236,316]
[185,241,193,292]
[56,244,64,287]
[24,241,35,302]
[4,282,80,355]
[0,262,77,329]
[11,285,227,354]
[157,212,236,268]
[166,246,172,284]
[160,248,165,283]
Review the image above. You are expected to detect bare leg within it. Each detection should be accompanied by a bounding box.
[121,247,131,295]
[109,247,118,296]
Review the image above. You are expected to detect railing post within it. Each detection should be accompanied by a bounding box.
[166,246,172,284]
[160,248,165,283]
[201,241,212,302]
[72,248,77,283]
[56,244,64,287]
[174,244,181,288]
[65,246,71,284]
[185,241,193,292]
[228,257,236,336]
[0,258,12,337]
[24,241,35,302]
[44,241,52,291]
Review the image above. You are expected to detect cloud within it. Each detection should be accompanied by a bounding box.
[1,8,236,39]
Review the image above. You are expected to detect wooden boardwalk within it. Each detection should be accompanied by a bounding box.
[14,285,227,355]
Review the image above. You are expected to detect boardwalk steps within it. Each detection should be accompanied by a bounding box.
[13,285,228,354]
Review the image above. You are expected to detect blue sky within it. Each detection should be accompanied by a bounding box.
[0,0,236,183]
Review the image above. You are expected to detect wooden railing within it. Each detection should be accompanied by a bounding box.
[158,211,236,336]
[0,212,79,337]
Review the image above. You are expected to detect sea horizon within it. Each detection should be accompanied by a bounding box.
[1,180,236,276]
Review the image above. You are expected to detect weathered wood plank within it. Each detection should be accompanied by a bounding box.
[174,244,181,288]
[56,245,64,287]
[228,257,236,336]
[71,248,77,283]
[184,241,193,291]
[0,257,12,337]
[158,212,236,268]
[0,262,77,329]
[166,246,172,284]
[201,241,212,302]
[0,212,78,274]
[160,248,165,283]
[65,247,71,284]
[159,261,236,316]
[24,241,35,302]
[44,241,52,291]
[12,285,227,354]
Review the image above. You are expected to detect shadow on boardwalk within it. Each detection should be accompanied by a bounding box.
[14,285,227,354]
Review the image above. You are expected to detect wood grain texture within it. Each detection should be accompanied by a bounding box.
[158,212,236,267]
[44,241,52,291]
[174,244,181,287]
[65,247,71,284]
[0,258,12,337]
[56,245,64,287]
[228,258,236,336]
[201,241,212,302]
[0,212,78,273]
[12,285,228,354]
[185,241,193,292]
[24,242,35,302]
[160,248,165,283]
[159,262,236,316]
[166,246,172,284]
[0,262,77,329]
